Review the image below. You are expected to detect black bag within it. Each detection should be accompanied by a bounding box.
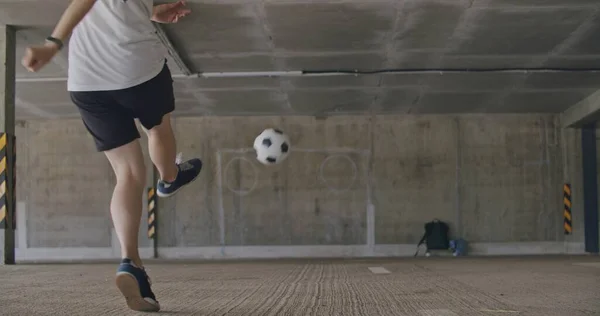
[414,219,450,256]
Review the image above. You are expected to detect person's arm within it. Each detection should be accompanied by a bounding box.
[151,4,160,21]
[151,1,190,24]
[46,0,97,50]
[21,0,97,72]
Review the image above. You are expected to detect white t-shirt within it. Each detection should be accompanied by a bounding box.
[67,0,168,92]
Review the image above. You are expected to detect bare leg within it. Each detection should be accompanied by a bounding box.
[146,113,178,182]
[106,139,160,312]
[104,139,146,267]
[142,113,203,198]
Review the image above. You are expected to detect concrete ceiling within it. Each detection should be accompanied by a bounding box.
[3,0,600,119]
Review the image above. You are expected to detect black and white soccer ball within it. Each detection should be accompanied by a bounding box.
[253,128,291,165]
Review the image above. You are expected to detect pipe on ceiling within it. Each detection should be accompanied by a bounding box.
[15,67,600,83]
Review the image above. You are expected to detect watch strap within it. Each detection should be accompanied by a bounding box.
[45,36,63,50]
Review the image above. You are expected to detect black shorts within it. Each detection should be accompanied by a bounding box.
[70,62,175,152]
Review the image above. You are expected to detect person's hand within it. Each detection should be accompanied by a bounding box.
[21,43,60,72]
[152,0,191,24]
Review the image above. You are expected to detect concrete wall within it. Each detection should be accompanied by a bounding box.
[16,121,113,248]
[9,113,584,259]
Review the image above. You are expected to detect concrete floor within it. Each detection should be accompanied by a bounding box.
[0,256,599,316]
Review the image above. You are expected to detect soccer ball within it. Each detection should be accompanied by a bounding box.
[253,128,291,165]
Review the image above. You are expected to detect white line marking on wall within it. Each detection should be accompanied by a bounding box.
[223,156,258,196]
[216,151,225,246]
[216,147,373,251]
[318,154,357,192]
[368,267,391,274]
[366,203,375,247]
[419,309,458,316]
[17,202,27,250]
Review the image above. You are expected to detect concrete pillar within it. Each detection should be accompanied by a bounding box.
[0,25,17,265]
[581,124,599,253]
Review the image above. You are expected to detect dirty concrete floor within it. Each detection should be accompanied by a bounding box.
[0,256,599,316]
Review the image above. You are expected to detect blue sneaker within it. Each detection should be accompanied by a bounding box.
[157,157,202,198]
[115,258,160,312]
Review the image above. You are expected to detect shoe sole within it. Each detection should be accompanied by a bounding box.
[115,273,160,312]
[156,166,202,198]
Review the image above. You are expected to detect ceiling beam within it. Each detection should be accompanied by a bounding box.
[251,1,293,113]
[152,22,193,76]
[562,89,600,128]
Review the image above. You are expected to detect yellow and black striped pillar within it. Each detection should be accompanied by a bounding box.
[0,133,16,230]
[148,187,156,240]
[564,183,572,235]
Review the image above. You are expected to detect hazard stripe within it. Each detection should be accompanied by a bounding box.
[0,133,6,228]
[564,183,572,235]
[563,183,571,196]
[148,187,156,239]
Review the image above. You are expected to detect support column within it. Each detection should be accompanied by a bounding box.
[0,25,17,265]
[581,123,599,253]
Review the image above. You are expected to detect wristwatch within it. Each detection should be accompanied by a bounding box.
[45,36,63,50]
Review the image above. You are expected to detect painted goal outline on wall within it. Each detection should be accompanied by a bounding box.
[216,148,374,247]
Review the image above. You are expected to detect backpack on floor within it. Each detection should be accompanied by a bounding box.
[414,219,450,256]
